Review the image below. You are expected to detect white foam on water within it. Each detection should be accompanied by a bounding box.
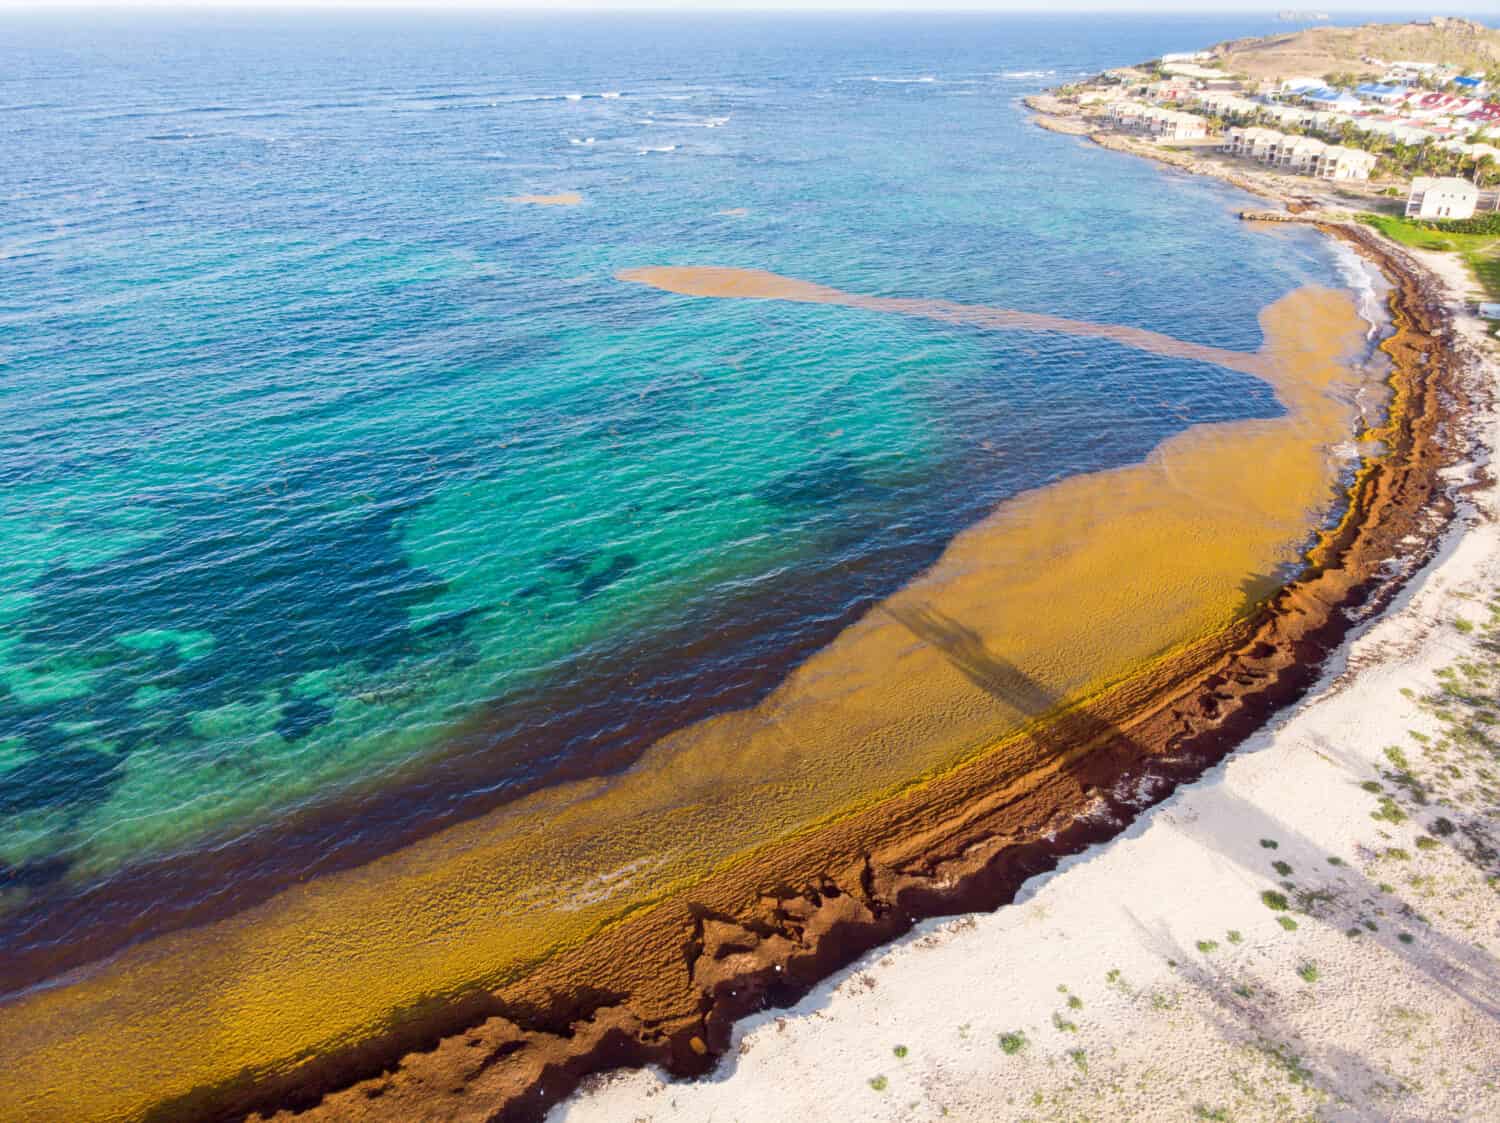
[568,137,596,146]
[636,144,678,155]
[999,69,1057,80]
[1330,236,1388,341]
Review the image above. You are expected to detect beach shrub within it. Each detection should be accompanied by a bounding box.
[868,1075,888,1092]
[1259,838,1279,850]
[1399,932,1415,944]
[1261,890,1289,911]
[1273,861,1293,876]
[1196,939,1219,954]
[999,1031,1027,1055]
[1426,213,1500,237]
[1296,962,1320,983]
[1069,1048,1087,1072]
[1416,836,1440,851]
[1226,930,1243,944]
[1067,994,1083,1010]
[1278,916,1299,932]
[892,1044,907,1058]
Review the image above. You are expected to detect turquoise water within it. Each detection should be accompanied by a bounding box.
[1,12,1360,980]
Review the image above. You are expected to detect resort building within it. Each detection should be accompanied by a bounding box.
[1313,145,1378,180]
[1148,108,1208,140]
[1356,82,1409,105]
[1274,135,1329,173]
[1223,125,1285,160]
[1109,103,1208,141]
[1279,77,1323,95]
[1144,79,1193,102]
[1264,104,1319,128]
[1196,91,1259,117]
[1405,177,1481,219]
[1301,88,1363,113]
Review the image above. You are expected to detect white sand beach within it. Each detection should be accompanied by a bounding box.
[554,248,1500,1123]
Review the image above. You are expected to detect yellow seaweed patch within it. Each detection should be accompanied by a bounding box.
[0,284,1368,1123]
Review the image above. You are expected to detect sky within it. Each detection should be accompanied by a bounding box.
[0,0,1484,11]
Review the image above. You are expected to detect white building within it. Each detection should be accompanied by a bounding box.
[1108,101,1147,128]
[1224,125,1286,160]
[1406,176,1480,219]
[1314,146,1378,180]
[1275,135,1330,173]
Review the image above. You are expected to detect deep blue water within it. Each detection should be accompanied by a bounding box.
[0,11,1379,973]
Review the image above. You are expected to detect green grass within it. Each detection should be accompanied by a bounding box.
[999,1031,1028,1055]
[1358,213,1500,300]
[1297,961,1320,983]
[868,1075,888,1092]
[1196,939,1220,954]
[1278,916,1300,932]
[892,1044,908,1058]
[1261,890,1290,911]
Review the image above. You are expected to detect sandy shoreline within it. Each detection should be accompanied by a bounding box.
[549,102,1500,1123]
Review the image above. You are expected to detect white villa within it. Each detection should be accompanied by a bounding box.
[1406,176,1479,219]
[1314,145,1378,180]
[1108,102,1208,141]
[1223,125,1285,161]
[1275,135,1330,173]
[1221,127,1378,180]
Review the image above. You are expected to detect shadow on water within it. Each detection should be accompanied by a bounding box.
[881,601,1058,719]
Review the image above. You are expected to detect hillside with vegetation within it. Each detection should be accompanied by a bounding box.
[1210,17,1500,82]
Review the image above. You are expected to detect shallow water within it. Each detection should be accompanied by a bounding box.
[2,11,1366,979]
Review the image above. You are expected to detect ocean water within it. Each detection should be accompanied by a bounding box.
[1,12,1364,981]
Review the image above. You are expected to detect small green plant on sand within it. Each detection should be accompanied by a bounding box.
[1327,856,1344,866]
[1196,939,1219,954]
[1399,932,1415,944]
[1261,890,1289,911]
[1195,1107,1230,1122]
[1454,617,1474,634]
[1416,836,1440,851]
[1273,860,1293,876]
[1066,994,1083,1010]
[1278,916,1299,932]
[999,1031,1027,1055]
[1069,1048,1087,1072]
[1297,962,1320,983]
[1052,1012,1077,1033]
[1226,930,1243,944]
[892,1044,908,1059]
[1259,838,1279,849]
[869,1075,888,1092]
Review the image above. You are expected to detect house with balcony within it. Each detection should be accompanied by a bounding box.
[1406,176,1480,219]
[1313,146,1378,180]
